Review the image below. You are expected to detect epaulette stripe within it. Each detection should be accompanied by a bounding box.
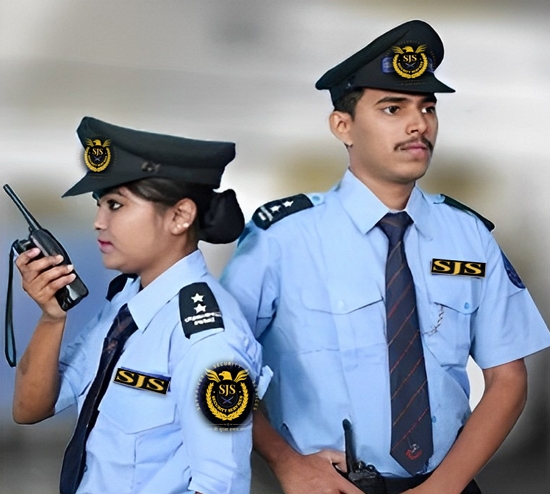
[252,193,314,230]
[106,273,137,301]
[442,195,495,232]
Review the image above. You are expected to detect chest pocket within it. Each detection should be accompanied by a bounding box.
[421,274,482,368]
[300,283,385,352]
[99,380,177,434]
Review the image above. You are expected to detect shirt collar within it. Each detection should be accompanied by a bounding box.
[126,249,208,332]
[335,168,433,239]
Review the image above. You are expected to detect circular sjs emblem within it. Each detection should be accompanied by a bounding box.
[196,363,256,428]
[84,138,112,172]
[392,44,429,79]
[501,251,525,289]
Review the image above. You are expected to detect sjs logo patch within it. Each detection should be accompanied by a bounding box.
[114,368,170,394]
[431,258,486,278]
[196,363,256,429]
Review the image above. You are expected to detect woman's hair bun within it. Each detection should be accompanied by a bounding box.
[199,189,244,244]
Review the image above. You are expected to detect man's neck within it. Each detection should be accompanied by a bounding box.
[348,167,414,210]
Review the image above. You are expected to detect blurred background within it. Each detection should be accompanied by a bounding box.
[1,1,549,493]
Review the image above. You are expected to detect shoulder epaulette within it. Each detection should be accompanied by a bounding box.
[178,282,225,338]
[106,273,137,301]
[441,195,495,232]
[252,194,314,230]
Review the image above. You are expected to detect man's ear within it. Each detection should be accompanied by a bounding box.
[169,198,197,235]
[329,111,353,148]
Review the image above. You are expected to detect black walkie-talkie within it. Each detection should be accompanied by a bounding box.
[4,184,89,366]
[342,419,385,494]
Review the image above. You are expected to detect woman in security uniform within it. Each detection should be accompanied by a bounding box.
[12,117,269,494]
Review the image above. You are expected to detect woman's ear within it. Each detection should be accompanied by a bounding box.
[169,198,197,235]
[329,111,354,148]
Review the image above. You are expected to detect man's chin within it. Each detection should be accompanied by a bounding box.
[395,166,429,185]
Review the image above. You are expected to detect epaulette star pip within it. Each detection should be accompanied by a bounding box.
[179,282,225,338]
[252,194,314,230]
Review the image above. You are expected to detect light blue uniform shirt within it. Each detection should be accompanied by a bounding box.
[56,250,269,494]
[221,169,550,477]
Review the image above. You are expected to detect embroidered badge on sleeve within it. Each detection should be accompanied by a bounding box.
[196,362,257,429]
[501,251,525,289]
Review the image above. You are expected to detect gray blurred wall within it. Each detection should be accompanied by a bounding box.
[1,1,549,493]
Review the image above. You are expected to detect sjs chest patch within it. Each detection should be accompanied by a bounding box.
[431,258,486,277]
[113,367,170,394]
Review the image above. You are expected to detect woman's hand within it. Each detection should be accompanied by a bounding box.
[16,247,76,320]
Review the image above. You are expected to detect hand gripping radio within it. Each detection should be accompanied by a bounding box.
[4,184,89,366]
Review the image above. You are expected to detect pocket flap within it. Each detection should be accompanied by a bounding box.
[301,284,382,314]
[99,383,176,434]
[428,275,481,314]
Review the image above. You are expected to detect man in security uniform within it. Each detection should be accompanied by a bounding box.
[221,20,550,494]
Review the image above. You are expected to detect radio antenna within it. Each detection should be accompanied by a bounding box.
[3,184,42,231]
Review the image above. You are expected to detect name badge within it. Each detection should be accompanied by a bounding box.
[431,258,486,278]
[114,367,171,394]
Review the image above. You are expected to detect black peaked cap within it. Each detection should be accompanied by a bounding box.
[316,20,455,103]
[63,117,236,197]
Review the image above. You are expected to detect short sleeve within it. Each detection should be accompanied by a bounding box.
[55,306,108,413]
[171,323,263,494]
[470,232,550,368]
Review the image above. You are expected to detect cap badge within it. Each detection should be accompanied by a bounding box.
[84,138,112,173]
[391,44,429,79]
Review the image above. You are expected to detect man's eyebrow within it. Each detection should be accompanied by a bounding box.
[375,94,438,105]
[375,96,409,105]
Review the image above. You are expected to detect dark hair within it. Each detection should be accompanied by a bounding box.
[128,176,211,217]
[128,177,215,243]
[332,88,365,119]
[95,177,244,244]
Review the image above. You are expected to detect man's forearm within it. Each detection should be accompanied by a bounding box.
[413,359,527,494]
[253,408,300,470]
[252,408,363,494]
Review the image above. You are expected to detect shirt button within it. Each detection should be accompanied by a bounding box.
[464,302,470,310]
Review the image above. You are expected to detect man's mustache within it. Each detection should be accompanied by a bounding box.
[394,137,434,153]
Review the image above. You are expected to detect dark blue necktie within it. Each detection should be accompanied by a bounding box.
[378,212,433,474]
[59,304,138,494]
